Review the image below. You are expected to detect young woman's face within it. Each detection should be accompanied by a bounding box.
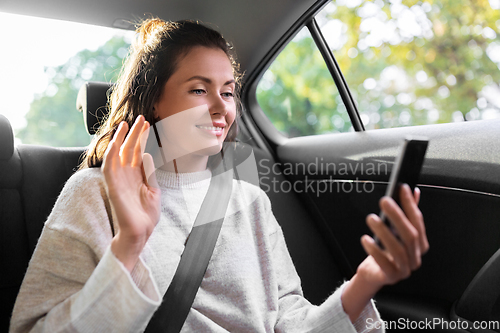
[153,46,237,161]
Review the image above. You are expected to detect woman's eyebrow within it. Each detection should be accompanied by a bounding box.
[186,76,235,86]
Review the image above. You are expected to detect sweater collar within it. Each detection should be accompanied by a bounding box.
[154,168,211,189]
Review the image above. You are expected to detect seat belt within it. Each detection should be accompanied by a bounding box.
[144,146,234,333]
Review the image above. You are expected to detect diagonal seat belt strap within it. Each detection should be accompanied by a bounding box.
[144,149,234,333]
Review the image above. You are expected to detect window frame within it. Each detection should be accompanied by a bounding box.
[242,0,364,149]
[306,18,365,132]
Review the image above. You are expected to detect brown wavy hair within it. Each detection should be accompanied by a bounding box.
[80,18,242,169]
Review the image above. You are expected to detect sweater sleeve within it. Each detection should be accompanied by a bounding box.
[9,169,161,333]
[263,196,384,333]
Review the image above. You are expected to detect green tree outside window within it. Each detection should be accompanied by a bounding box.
[257,0,500,137]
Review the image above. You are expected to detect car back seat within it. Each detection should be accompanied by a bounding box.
[0,81,344,331]
[0,114,84,331]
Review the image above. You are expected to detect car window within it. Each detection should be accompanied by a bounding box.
[256,0,500,136]
[256,27,352,137]
[320,0,500,130]
[0,12,134,147]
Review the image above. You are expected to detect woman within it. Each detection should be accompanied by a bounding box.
[10,19,428,332]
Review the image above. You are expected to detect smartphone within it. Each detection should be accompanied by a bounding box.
[375,137,428,246]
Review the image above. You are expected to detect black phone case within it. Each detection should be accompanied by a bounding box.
[376,137,428,245]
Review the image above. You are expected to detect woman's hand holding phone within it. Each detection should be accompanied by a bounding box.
[341,138,430,323]
[361,184,429,285]
[362,137,429,284]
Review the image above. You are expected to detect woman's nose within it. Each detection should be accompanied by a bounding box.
[209,94,228,116]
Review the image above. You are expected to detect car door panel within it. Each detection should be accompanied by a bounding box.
[268,118,500,329]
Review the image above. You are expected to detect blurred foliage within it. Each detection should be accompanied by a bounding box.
[256,34,350,136]
[17,36,130,146]
[256,0,500,137]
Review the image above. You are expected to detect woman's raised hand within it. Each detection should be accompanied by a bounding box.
[102,115,161,272]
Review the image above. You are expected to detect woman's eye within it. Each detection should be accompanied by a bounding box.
[222,92,234,98]
[191,89,206,95]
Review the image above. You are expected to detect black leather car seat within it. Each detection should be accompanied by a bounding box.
[0,114,84,331]
[0,114,29,332]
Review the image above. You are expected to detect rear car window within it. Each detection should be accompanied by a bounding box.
[256,27,351,137]
[0,12,134,147]
[256,0,500,136]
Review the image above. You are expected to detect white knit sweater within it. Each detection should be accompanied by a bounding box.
[10,167,383,332]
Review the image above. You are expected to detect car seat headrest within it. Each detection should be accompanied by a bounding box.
[76,81,113,135]
[0,114,14,161]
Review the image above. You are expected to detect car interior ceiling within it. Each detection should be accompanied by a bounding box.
[0,0,326,81]
[2,0,500,332]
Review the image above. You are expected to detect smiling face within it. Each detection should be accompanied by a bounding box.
[153,46,237,171]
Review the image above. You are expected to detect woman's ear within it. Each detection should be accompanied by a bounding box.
[151,105,162,124]
[152,106,158,119]
[152,108,159,121]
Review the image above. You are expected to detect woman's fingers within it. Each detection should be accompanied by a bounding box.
[361,235,400,280]
[360,184,428,288]
[103,122,128,172]
[142,153,159,189]
[120,115,145,165]
[414,186,421,205]
[140,121,150,156]
[132,121,150,167]
[380,184,428,271]
[400,185,429,254]
[114,121,129,148]
[380,197,421,271]
[366,214,412,277]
